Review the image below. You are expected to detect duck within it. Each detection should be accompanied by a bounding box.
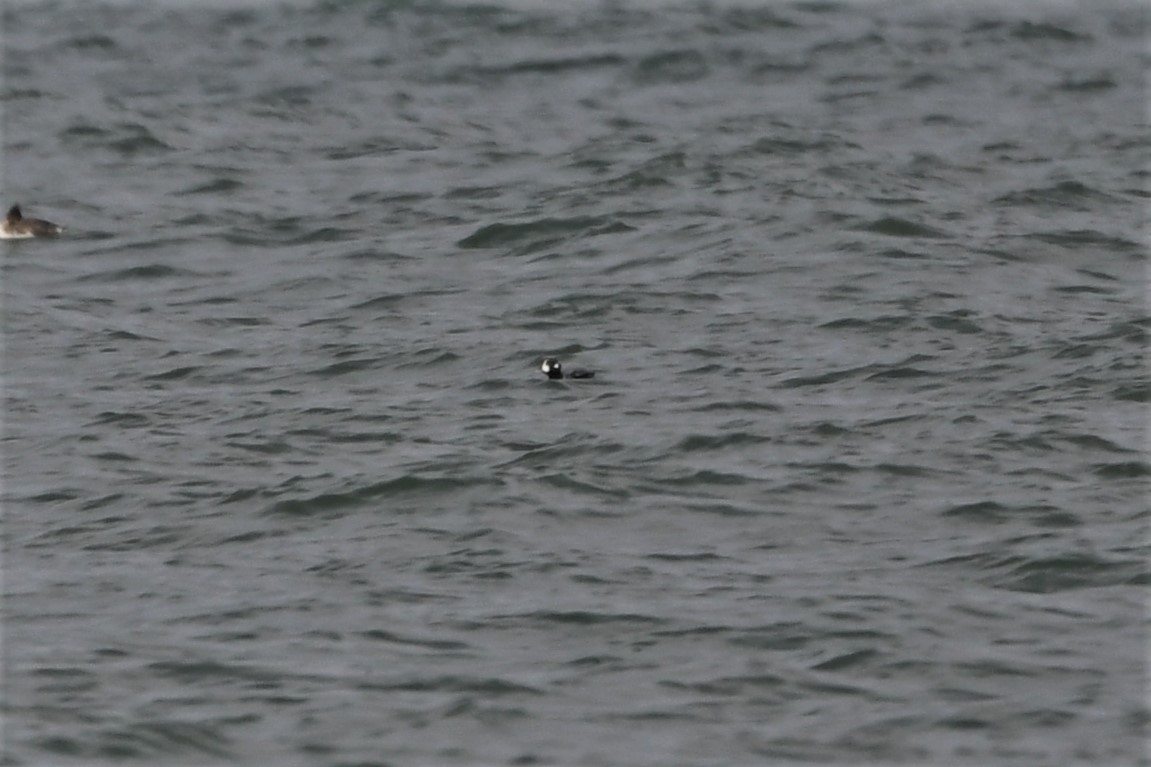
[2,205,63,238]
[541,357,595,380]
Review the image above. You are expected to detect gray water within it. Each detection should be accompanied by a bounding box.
[2,1,1148,765]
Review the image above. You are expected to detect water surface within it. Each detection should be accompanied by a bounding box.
[2,1,1148,764]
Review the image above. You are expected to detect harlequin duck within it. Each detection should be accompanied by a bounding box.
[1,205,63,238]
[541,357,594,380]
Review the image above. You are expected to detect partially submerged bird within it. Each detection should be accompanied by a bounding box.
[2,205,63,238]
[541,357,595,380]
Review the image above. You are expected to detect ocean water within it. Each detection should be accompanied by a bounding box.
[1,0,1148,765]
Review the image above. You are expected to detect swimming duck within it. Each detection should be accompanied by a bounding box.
[2,205,63,238]
[541,357,595,380]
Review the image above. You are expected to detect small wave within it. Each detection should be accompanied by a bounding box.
[89,411,151,428]
[965,19,1091,44]
[264,474,504,518]
[62,34,120,51]
[921,549,1148,593]
[495,610,666,627]
[176,178,243,196]
[594,152,687,194]
[149,659,287,683]
[856,216,951,239]
[223,437,294,456]
[349,289,462,311]
[778,365,870,388]
[925,313,984,334]
[306,357,385,377]
[25,489,83,503]
[143,365,200,382]
[1071,318,1147,345]
[80,264,197,281]
[359,629,470,652]
[195,316,270,327]
[706,6,801,32]
[61,123,109,139]
[499,437,625,469]
[538,473,629,499]
[658,469,756,487]
[994,553,1148,593]
[992,180,1115,208]
[221,217,357,247]
[456,216,613,251]
[1092,461,1151,479]
[692,400,781,413]
[681,500,766,516]
[749,135,857,156]
[357,675,543,696]
[1008,21,1091,43]
[3,87,48,100]
[1056,75,1117,92]
[395,349,461,369]
[631,49,709,84]
[285,226,357,245]
[1112,384,1150,402]
[105,328,160,341]
[494,53,626,76]
[326,138,428,160]
[1022,229,1140,253]
[35,720,232,760]
[109,129,173,156]
[941,501,1080,527]
[819,315,911,332]
[674,432,771,451]
[864,365,936,381]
